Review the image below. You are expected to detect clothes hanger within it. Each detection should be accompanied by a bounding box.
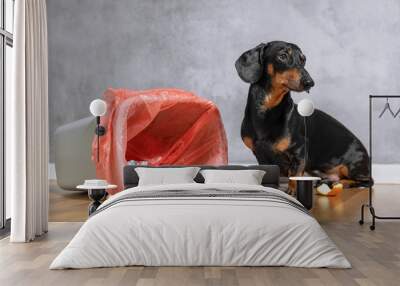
[378,97,396,118]
[394,106,400,118]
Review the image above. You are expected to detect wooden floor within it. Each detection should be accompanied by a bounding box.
[48,180,400,223]
[49,180,89,222]
[1,181,400,286]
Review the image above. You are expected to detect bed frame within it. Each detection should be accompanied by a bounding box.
[123,165,280,189]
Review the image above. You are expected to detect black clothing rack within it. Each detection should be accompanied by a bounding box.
[359,95,400,230]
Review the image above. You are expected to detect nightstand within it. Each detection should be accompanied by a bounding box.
[77,180,117,215]
[289,176,321,210]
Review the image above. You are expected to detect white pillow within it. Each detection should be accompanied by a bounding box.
[200,169,266,185]
[135,167,200,186]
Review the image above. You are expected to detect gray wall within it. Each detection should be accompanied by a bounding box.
[47,0,400,164]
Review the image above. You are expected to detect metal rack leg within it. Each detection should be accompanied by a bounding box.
[369,206,376,231]
[359,204,365,225]
[358,203,400,231]
[359,204,375,230]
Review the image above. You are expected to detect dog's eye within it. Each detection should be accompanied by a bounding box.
[300,55,306,65]
[277,54,288,62]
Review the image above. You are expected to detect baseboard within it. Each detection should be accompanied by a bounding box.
[372,164,400,184]
[48,162,400,184]
[48,163,56,180]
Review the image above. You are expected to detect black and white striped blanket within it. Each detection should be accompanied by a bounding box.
[91,188,309,217]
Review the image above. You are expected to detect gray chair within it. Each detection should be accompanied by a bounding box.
[55,117,96,190]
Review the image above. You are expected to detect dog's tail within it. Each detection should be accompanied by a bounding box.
[350,176,374,188]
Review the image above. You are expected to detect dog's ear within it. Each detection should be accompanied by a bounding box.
[235,43,268,83]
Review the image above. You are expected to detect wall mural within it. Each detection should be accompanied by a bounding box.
[235,41,372,193]
[54,40,373,194]
[83,41,372,194]
[49,1,400,195]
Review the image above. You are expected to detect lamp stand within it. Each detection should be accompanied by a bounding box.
[95,116,106,162]
[304,116,308,170]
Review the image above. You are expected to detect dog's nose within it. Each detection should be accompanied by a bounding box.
[302,78,315,90]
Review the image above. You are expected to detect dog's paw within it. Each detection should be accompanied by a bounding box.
[285,187,296,196]
[286,180,297,196]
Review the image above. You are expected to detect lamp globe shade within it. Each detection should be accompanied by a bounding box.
[297,98,315,117]
[90,99,107,117]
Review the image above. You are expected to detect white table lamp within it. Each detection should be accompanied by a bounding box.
[297,98,315,169]
[90,99,107,162]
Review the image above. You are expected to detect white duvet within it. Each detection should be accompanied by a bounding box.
[50,183,350,269]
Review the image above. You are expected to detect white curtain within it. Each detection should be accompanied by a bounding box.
[8,0,49,242]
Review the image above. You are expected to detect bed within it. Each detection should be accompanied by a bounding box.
[50,165,350,269]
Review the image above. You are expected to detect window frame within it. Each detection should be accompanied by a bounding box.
[0,0,13,233]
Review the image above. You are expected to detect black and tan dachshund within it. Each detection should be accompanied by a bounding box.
[235,41,372,193]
